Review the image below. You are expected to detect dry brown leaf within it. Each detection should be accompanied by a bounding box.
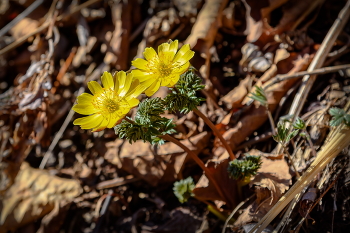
[185,0,228,80]
[105,132,210,186]
[193,158,238,209]
[221,52,311,151]
[0,162,82,233]
[233,149,292,227]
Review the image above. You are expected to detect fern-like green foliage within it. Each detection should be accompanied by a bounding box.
[249,86,267,106]
[164,68,205,113]
[173,177,195,203]
[135,98,165,125]
[329,107,350,127]
[114,98,176,145]
[227,154,262,180]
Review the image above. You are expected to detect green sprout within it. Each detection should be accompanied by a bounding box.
[273,121,299,146]
[173,177,195,203]
[249,86,267,106]
[227,154,262,180]
[329,107,350,127]
[249,86,276,134]
[292,117,306,130]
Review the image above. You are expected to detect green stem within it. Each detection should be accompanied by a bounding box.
[193,108,235,161]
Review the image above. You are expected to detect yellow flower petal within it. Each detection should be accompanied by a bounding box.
[167,75,181,87]
[131,70,153,82]
[92,117,109,132]
[174,50,195,66]
[145,80,161,96]
[116,71,126,91]
[88,81,103,95]
[107,117,119,128]
[173,44,191,62]
[119,73,133,97]
[169,40,179,56]
[143,47,158,61]
[128,98,140,108]
[132,58,148,70]
[158,42,170,55]
[72,104,98,115]
[173,61,190,74]
[74,114,103,129]
[77,93,94,104]
[101,71,114,90]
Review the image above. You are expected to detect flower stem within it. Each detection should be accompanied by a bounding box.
[193,108,235,160]
[160,134,227,201]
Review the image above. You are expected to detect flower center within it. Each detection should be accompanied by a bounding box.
[103,99,119,113]
[158,62,172,77]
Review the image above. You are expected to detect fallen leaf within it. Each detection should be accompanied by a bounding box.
[0,162,82,233]
[193,158,239,210]
[105,132,210,186]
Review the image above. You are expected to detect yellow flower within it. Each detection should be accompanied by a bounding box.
[131,40,195,96]
[72,71,144,132]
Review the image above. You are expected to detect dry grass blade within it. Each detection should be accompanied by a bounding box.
[249,104,350,233]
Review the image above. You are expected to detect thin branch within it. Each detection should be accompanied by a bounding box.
[264,64,350,90]
[0,0,45,38]
[193,108,235,160]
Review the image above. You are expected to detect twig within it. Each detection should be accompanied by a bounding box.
[92,190,113,233]
[264,64,350,90]
[39,88,84,169]
[0,0,45,38]
[193,108,235,160]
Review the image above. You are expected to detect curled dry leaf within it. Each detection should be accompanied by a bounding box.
[0,162,82,233]
[233,149,292,227]
[105,132,210,186]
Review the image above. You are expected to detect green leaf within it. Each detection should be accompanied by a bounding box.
[293,117,305,130]
[249,86,267,106]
